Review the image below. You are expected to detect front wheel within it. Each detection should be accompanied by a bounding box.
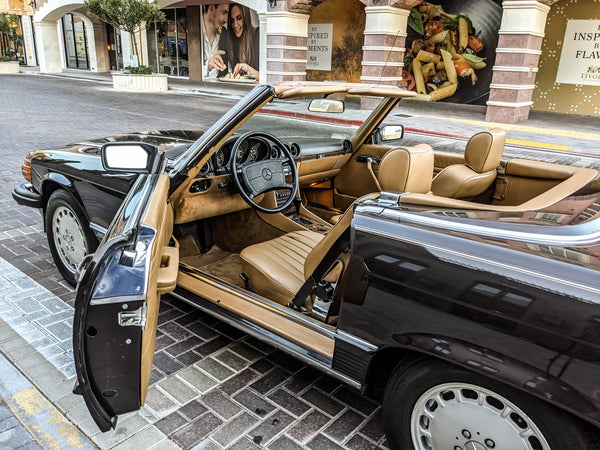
[45,189,97,286]
[383,358,597,450]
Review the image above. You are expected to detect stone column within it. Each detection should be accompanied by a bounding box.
[486,1,551,123]
[265,9,309,84]
[360,5,410,85]
[35,20,63,73]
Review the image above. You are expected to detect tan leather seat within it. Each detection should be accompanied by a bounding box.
[431,128,505,200]
[329,144,434,224]
[240,193,378,305]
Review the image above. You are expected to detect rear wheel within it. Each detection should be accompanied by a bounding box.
[383,358,597,450]
[45,189,97,286]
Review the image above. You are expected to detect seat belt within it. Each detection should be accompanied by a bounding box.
[287,228,351,313]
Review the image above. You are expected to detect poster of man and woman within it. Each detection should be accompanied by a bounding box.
[202,2,260,82]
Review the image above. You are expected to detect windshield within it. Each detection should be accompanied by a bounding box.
[237,94,385,141]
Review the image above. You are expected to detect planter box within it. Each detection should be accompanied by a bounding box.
[0,61,20,74]
[112,73,168,92]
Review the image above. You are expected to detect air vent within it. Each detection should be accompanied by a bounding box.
[343,140,352,153]
[290,143,301,157]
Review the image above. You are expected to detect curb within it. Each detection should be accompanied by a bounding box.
[0,351,97,449]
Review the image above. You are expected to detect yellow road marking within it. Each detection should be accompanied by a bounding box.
[505,139,571,151]
[414,114,600,141]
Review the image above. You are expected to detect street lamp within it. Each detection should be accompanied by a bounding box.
[29,0,37,9]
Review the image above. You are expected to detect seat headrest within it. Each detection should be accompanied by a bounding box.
[378,144,434,193]
[464,128,505,173]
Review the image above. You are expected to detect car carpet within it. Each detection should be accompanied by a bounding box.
[180,251,245,288]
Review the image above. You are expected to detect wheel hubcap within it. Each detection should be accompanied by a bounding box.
[410,383,550,450]
[52,206,87,273]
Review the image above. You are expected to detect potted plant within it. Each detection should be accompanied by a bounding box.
[84,0,167,92]
[0,13,21,73]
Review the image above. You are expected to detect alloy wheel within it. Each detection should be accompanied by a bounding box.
[410,382,551,450]
[52,205,88,274]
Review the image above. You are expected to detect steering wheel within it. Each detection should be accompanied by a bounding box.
[230,131,298,214]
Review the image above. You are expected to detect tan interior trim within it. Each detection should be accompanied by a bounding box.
[277,85,349,99]
[347,87,417,98]
[400,165,598,212]
[177,270,335,358]
[157,246,179,294]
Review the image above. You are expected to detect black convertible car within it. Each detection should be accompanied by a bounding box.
[13,83,600,449]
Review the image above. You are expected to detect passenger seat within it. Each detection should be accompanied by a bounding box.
[431,128,505,200]
[330,144,434,224]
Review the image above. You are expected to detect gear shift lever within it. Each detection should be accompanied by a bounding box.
[293,196,302,217]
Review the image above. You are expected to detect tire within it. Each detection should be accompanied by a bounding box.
[45,189,97,286]
[383,358,599,450]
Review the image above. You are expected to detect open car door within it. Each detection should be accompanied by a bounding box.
[73,143,178,432]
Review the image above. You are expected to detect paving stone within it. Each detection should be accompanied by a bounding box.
[150,368,167,386]
[210,411,258,447]
[269,436,306,450]
[179,400,208,421]
[358,411,385,443]
[45,321,72,342]
[185,321,219,341]
[154,334,176,352]
[249,368,290,395]
[145,386,179,418]
[170,413,222,449]
[189,439,221,450]
[219,369,259,396]
[286,410,331,444]
[155,412,188,436]
[333,387,379,416]
[158,309,184,325]
[243,336,276,354]
[92,413,150,449]
[306,434,345,450]
[214,349,249,371]
[229,342,266,361]
[233,389,276,418]
[313,375,341,395]
[195,336,233,357]
[285,367,322,394]
[195,357,235,381]
[161,322,192,341]
[346,434,381,450]
[249,358,274,374]
[177,366,217,393]
[268,351,305,373]
[247,409,294,446]
[0,424,33,449]
[300,389,344,417]
[153,351,185,376]
[0,416,19,433]
[176,350,203,366]
[158,376,200,405]
[228,437,262,449]
[112,426,167,450]
[323,409,365,443]
[200,390,242,420]
[267,388,312,417]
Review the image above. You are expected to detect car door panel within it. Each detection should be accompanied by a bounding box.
[74,173,176,432]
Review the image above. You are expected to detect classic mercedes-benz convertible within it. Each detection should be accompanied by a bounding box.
[13,83,600,449]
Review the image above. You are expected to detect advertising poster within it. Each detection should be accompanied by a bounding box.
[307,24,333,71]
[201,2,260,82]
[556,20,600,86]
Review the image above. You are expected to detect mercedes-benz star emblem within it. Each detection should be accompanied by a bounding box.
[262,168,273,180]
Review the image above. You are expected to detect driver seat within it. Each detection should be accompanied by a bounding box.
[240,194,377,306]
[239,145,435,306]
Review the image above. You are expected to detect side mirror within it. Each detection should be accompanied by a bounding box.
[380,125,405,142]
[101,142,158,173]
[308,98,345,113]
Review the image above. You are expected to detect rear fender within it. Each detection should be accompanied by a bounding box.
[367,334,600,428]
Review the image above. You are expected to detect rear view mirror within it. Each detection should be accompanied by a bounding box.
[101,142,157,173]
[308,98,345,113]
[380,125,405,142]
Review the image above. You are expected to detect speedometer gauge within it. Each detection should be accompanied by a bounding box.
[248,143,259,162]
[216,149,225,167]
[236,142,248,163]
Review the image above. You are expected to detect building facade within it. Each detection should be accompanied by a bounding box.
[14,0,600,123]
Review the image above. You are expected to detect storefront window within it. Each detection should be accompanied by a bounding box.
[0,14,26,63]
[148,9,188,77]
[106,24,123,71]
[62,14,89,69]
